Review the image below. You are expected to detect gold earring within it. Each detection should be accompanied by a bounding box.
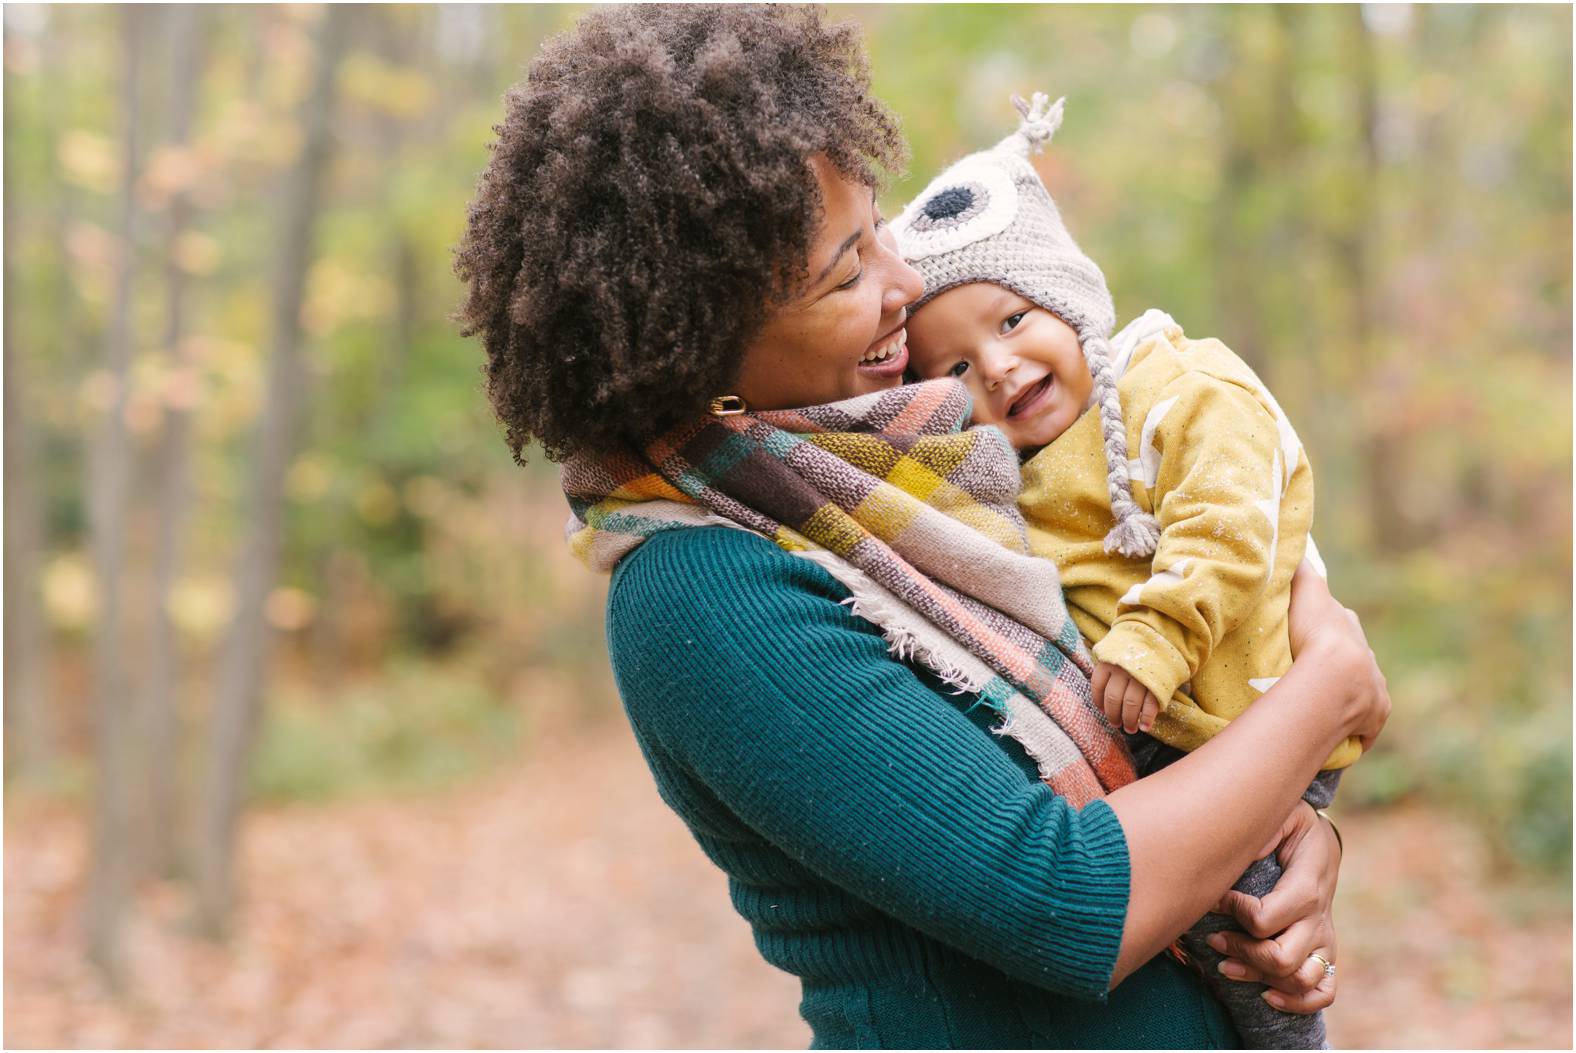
[708,395,747,416]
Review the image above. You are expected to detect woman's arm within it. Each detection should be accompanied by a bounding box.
[1107,560,1388,985]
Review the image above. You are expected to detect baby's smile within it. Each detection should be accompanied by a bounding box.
[1006,374,1056,419]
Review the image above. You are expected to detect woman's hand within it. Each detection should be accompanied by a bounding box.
[1287,559,1391,752]
[1205,802,1340,1013]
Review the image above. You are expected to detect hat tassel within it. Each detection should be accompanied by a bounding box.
[1006,92,1066,157]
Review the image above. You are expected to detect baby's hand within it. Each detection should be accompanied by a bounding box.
[1091,662,1161,735]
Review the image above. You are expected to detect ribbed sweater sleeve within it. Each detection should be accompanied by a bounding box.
[606,526,1131,1000]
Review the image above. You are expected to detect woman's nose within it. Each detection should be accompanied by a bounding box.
[880,246,925,317]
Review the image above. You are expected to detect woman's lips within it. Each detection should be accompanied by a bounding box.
[1006,374,1054,419]
[856,326,908,377]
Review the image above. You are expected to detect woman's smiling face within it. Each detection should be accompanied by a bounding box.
[733,155,925,411]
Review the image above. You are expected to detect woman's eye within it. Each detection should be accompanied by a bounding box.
[837,268,863,290]
[947,361,969,378]
[1001,312,1026,334]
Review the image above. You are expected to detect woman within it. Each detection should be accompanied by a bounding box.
[456,6,1389,1047]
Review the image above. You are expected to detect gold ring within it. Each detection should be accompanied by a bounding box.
[1308,952,1336,980]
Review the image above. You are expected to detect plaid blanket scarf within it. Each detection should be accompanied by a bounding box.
[563,379,1135,806]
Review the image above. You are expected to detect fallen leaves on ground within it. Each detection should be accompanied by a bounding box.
[6,713,1570,1049]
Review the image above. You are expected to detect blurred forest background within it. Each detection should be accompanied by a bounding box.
[3,3,1570,1048]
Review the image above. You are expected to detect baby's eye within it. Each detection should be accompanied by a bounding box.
[947,361,969,378]
[1001,312,1027,334]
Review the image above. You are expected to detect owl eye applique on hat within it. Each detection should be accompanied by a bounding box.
[893,153,1019,260]
[917,185,982,224]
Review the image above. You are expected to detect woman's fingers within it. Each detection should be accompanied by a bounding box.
[1205,916,1332,985]
[1356,655,1392,752]
[1286,559,1336,658]
[1261,947,1338,1013]
[1206,928,1299,980]
[1217,888,1301,941]
[1289,946,1336,992]
[1219,872,1318,939]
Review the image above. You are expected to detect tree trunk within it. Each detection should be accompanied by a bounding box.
[84,5,147,985]
[1339,8,1409,551]
[305,5,413,686]
[192,5,349,938]
[139,3,206,883]
[307,548,346,690]
[1206,6,1305,378]
[1207,9,1271,367]
[2,76,55,787]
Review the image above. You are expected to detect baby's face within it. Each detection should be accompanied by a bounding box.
[906,283,1094,450]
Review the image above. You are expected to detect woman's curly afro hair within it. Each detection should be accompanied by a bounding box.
[455,4,906,463]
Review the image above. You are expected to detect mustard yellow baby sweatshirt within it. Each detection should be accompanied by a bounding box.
[1019,313,1360,770]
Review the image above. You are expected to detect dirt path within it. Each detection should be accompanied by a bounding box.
[6,714,1570,1048]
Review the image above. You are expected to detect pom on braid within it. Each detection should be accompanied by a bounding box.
[1082,329,1160,559]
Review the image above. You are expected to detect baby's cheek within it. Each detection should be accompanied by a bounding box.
[903,344,940,379]
[903,360,950,387]
[963,385,1005,427]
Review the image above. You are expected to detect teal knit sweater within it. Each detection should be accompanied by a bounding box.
[606,527,1239,1049]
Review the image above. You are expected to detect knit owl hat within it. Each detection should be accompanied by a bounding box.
[893,93,1160,559]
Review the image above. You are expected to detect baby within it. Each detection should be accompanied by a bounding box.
[894,93,1359,1050]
